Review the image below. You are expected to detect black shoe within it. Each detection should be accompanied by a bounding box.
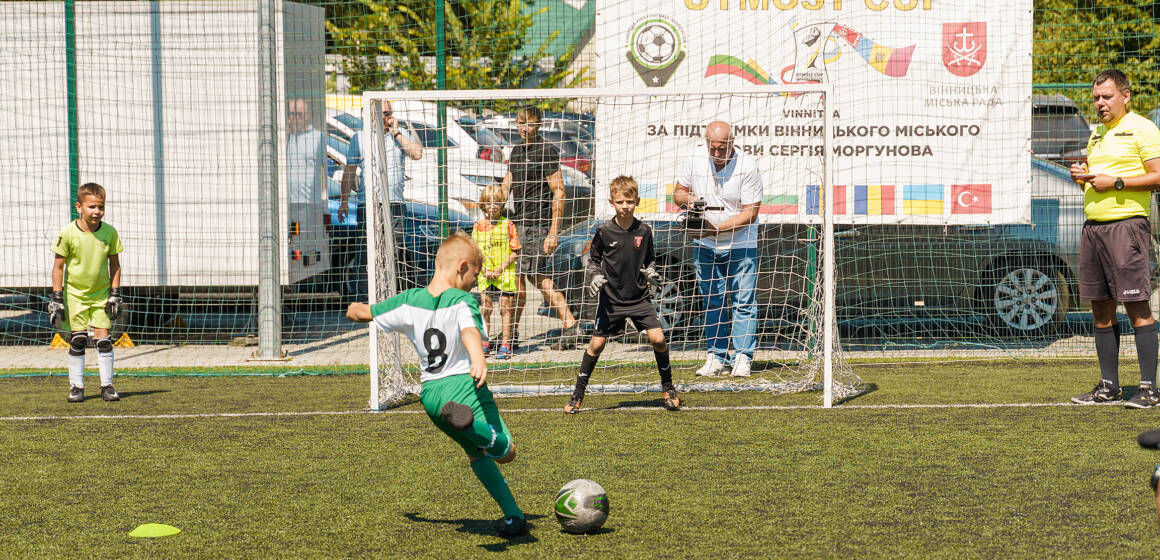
[101,385,120,402]
[439,401,474,431]
[662,385,681,411]
[498,515,528,537]
[1126,384,1160,409]
[1071,380,1123,404]
[552,327,582,351]
[67,386,83,403]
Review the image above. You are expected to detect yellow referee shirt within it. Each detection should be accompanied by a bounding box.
[1084,111,1160,221]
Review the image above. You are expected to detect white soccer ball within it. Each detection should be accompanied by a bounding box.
[636,24,676,65]
[554,478,610,534]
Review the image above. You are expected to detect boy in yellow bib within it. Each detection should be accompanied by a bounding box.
[472,184,521,359]
[49,183,124,402]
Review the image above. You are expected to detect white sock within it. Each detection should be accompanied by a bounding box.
[98,348,114,386]
[68,352,85,388]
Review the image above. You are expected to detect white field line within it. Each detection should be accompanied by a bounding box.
[0,401,1102,422]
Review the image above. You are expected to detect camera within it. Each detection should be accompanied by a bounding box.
[679,199,722,232]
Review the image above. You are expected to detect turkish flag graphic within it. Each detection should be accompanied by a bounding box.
[951,184,992,214]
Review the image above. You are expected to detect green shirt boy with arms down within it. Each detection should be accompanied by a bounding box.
[346,232,528,537]
[49,182,124,403]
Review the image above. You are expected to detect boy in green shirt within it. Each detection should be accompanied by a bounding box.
[346,232,528,537]
[49,183,124,403]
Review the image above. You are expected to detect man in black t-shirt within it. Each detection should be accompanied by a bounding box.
[501,106,580,350]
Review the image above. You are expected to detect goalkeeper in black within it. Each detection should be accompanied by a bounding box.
[564,176,679,413]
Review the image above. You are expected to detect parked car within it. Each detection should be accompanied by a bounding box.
[547,159,1109,341]
[488,126,594,176]
[1032,94,1091,166]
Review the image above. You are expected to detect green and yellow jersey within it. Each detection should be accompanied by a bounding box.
[471,217,521,292]
[53,220,122,303]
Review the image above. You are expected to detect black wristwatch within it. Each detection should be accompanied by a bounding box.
[1115,177,1125,190]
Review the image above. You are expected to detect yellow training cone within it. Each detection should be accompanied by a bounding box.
[129,523,181,538]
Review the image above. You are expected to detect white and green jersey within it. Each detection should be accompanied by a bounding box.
[370,287,484,383]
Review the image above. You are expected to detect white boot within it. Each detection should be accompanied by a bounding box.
[731,354,752,378]
[696,354,725,377]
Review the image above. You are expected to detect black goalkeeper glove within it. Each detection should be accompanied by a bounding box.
[587,274,608,298]
[105,288,123,321]
[47,291,64,330]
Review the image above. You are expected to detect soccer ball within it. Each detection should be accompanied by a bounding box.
[554,479,610,534]
[635,24,676,66]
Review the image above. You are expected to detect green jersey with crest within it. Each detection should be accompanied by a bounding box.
[370,287,484,383]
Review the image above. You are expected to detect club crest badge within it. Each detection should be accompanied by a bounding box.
[634,236,643,248]
[942,22,986,77]
[627,16,686,87]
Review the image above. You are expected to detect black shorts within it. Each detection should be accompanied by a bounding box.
[1080,216,1152,302]
[480,286,516,300]
[593,297,663,338]
[516,225,553,276]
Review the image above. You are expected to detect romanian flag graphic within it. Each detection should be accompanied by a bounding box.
[903,185,944,215]
[806,185,847,215]
[832,24,915,78]
[705,55,771,84]
[853,185,895,215]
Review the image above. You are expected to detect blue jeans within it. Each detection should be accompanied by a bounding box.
[694,245,758,364]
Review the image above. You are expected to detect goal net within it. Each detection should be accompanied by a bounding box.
[363,86,864,410]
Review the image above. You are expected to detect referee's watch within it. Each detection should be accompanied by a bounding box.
[1115,177,1125,190]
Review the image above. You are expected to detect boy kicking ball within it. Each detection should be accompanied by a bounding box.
[564,176,679,414]
[346,232,528,537]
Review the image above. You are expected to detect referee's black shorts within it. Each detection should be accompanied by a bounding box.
[593,296,663,338]
[1080,216,1152,302]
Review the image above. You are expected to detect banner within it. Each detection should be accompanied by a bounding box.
[595,1,1032,225]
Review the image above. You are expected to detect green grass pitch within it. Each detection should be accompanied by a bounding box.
[3,360,1160,558]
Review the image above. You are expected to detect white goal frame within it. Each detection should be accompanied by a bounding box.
[363,85,840,410]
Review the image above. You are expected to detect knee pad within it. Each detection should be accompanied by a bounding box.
[69,332,89,356]
[96,337,113,354]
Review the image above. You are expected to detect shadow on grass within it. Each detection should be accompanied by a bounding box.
[834,382,878,406]
[404,512,543,550]
[114,389,170,399]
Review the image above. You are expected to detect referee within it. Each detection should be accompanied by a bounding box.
[1069,69,1160,408]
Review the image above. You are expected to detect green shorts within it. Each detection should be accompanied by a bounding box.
[64,297,111,331]
[420,374,512,459]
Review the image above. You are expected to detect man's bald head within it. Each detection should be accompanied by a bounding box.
[705,120,734,168]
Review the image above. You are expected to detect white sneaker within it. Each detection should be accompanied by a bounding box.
[696,354,725,377]
[731,354,752,377]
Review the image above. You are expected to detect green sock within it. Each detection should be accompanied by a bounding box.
[470,458,523,519]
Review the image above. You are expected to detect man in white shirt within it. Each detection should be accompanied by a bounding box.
[673,121,763,378]
[286,98,326,245]
[341,100,424,220]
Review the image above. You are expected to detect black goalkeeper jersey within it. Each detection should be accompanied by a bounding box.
[587,217,656,306]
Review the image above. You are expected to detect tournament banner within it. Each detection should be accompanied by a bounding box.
[595,1,1032,225]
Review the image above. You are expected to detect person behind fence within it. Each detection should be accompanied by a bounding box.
[345,232,528,537]
[1068,69,1160,408]
[49,182,124,403]
[340,99,424,222]
[501,105,581,350]
[563,176,679,414]
[471,184,521,360]
[673,120,763,379]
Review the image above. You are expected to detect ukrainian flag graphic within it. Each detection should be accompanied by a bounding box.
[853,185,895,215]
[903,185,944,215]
[638,182,659,213]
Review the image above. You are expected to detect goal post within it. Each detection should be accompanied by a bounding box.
[361,86,862,410]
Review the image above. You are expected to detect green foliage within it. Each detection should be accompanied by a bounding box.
[326,0,590,97]
[1034,0,1160,116]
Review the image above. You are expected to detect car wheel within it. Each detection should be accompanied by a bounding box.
[987,263,1069,336]
[655,261,700,341]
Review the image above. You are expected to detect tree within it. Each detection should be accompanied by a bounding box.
[1034,1,1160,117]
[326,0,590,98]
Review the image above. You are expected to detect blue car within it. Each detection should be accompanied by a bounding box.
[327,190,474,300]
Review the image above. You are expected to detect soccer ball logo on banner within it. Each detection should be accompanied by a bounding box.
[626,16,686,87]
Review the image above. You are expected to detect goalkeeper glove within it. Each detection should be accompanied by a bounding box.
[641,267,664,291]
[587,274,608,298]
[106,288,123,321]
[47,291,65,330]
[1151,465,1160,494]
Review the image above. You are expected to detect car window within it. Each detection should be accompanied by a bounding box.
[335,113,362,131]
[1031,113,1090,154]
[403,121,460,148]
[327,134,349,157]
[463,121,509,148]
